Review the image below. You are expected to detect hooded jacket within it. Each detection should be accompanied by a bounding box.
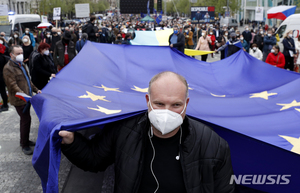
[61,113,235,193]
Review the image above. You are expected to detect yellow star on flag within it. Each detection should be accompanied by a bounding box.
[88,105,122,115]
[295,108,300,113]
[249,91,277,100]
[131,86,148,93]
[94,85,122,92]
[276,100,300,111]
[78,91,110,102]
[279,135,300,155]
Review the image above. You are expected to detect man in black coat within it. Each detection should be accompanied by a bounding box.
[242,25,252,44]
[253,29,265,51]
[85,16,97,42]
[169,26,185,54]
[59,71,235,193]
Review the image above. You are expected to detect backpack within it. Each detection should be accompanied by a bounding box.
[82,24,89,33]
[28,50,39,76]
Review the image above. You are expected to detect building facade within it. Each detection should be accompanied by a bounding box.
[1,0,32,14]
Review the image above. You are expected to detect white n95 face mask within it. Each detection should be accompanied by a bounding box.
[148,98,186,135]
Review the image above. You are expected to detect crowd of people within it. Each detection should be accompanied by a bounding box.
[1,14,300,155]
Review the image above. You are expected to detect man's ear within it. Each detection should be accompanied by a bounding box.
[145,94,150,106]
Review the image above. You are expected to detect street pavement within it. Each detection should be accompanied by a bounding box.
[0,52,219,193]
[0,105,71,193]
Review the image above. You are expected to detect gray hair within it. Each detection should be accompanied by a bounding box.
[82,33,88,40]
[148,71,189,98]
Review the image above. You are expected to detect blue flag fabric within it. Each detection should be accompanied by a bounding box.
[147,0,150,15]
[32,41,300,193]
[140,12,145,18]
[156,10,163,24]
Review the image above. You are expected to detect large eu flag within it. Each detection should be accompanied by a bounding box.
[32,41,300,193]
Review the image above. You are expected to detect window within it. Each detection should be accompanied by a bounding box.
[276,25,286,38]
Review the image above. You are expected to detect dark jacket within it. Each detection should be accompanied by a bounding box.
[282,37,296,57]
[62,113,235,193]
[263,35,276,52]
[253,34,264,48]
[50,35,61,52]
[242,31,252,43]
[0,44,9,79]
[3,60,38,106]
[8,37,23,47]
[31,53,57,90]
[53,40,76,67]
[169,33,185,54]
[86,21,96,41]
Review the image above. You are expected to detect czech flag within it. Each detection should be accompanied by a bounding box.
[267,5,296,20]
[15,92,31,102]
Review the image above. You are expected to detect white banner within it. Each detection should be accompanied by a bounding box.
[0,5,8,16]
[255,7,264,21]
[53,7,61,20]
[75,3,90,18]
[41,15,48,23]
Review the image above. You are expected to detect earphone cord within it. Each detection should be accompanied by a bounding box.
[149,127,160,193]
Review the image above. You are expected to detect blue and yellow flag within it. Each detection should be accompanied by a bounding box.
[32,41,300,193]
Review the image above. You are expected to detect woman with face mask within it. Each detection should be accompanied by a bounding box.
[8,32,22,47]
[207,30,216,57]
[265,45,285,68]
[239,35,249,52]
[21,36,33,67]
[31,43,57,90]
[282,30,296,71]
[195,30,212,61]
[249,43,263,60]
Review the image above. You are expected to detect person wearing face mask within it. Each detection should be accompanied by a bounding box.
[242,25,252,45]
[76,33,88,53]
[59,71,235,193]
[249,43,263,60]
[0,37,9,112]
[216,31,227,59]
[8,32,22,47]
[265,45,285,68]
[31,43,57,90]
[253,29,264,51]
[282,30,296,71]
[97,28,108,43]
[0,32,9,43]
[195,30,212,61]
[262,29,277,62]
[239,35,249,52]
[106,25,116,44]
[184,26,194,50]
[21,36,33,67]
[53,31,76,71]
[50,28,61,56]
[121,33,132,45]
[3,45,41,155]
[207,29,216,57]
[42,32,52,46]
[217,33,243,58]
[21,28,36,48]
[169,26,185,54]
[84,16,97,42]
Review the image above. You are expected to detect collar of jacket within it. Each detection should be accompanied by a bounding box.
[9,59,22,68]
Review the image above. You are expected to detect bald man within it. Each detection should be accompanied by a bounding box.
[59,71,235,193]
